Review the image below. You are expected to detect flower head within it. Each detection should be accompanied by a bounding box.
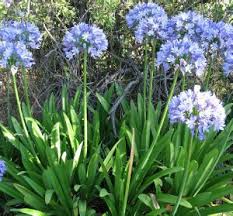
[0,160,6,181]
[126,3,168,43]
[169,85,226,140]
[157,38,207,77]
[63,23,108,59]
[198,19,222,55]
[0,21,42,49]
[167,11,206,41]
[0,41,34,69]
[126,3,166,28]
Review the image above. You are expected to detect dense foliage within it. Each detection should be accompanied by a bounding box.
[0,1,233,216]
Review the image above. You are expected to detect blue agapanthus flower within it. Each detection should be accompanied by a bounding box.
[169,85,226,140]
[0,41,34,68]
[13,21,42,49]
[0,21,42,49]
[63,23,108,59]
[166,11,205,40]
[157,38,207,77]
[126,3,168,43]
[126,3,166,29]
[166,11,233,57]
[134,15,168,43]
[0,160,6,181]
[199,19,222,55]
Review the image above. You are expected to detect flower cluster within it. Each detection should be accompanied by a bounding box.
[126,3,233,76]
[157,38,207,77]
[167,11,205,41]
[126,3,168,43]
[63,23,108,59]
[0,160,6,181]
[0,20,41,69]
[0,41,34,68]
[171,13,222,54]
[169,85,226,140]
[0,21,42,49]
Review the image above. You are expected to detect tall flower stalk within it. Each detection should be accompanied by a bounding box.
[83,48,88,158]
[148,40,156,105]
[126,2,168,118]
[63,22,108,158]
[143,40,148,120]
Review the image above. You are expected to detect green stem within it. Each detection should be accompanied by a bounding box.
[181,75,186,91]
[12,72,29,137]
[148,40,156,107]
[130,70,179,193]
[83,49,88,158]
[22,67,31,115]
[172,135,194,216]
[143,39,148,121]
[7,72,11,124]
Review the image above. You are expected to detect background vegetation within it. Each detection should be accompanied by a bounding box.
[0,0,232,122]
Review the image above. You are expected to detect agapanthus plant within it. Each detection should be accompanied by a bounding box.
[126,3,168,118]
[0,20,41,133]
[0,160,6,181]
[157,38,207,77]
[169,85,226,215]
[63,22,108,158]
[0,20,42,118]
